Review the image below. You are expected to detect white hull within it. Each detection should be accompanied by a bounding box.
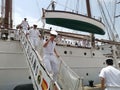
[56,45,106,85]
[0,40,32,90]
[1,29,120,90]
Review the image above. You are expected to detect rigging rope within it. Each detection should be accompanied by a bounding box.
[58,2,73,11]
[29,0,42,23]
[103,0,117,34]
[64,0,69,11]
[75,0,80,13]
[104,0,119,41]
[97,0,113,40]
[97,0,119,41]
[36,0,41,22]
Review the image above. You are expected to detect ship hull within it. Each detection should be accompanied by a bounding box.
[0,40,32,90]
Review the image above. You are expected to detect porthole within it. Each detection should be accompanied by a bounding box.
[101,47,104,50]
[84,52,87,55]
[64,51,67,54]
[93,53,95,56]
[86,73,88,76]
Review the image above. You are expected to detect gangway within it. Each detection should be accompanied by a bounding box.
[19,30,82,90]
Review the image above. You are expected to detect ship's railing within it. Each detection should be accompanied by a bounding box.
[19,31,61,90]
[57,57,82,90]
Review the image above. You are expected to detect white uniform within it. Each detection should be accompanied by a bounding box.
[21,20,29,34]
[43,40,58,81]
[14,29,20,40]
[28,29,40,49]
[99,66,120,90]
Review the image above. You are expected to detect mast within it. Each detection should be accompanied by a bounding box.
[1,0,4,26]
[4,0,12,29]
[86,0,95,48]
[86,0,91,17]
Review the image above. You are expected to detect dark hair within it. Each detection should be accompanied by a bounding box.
[106,59,113,65]
[50,34,56,37]
[33,25,37,28]
[24,18,27,21]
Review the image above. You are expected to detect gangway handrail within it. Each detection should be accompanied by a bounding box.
[19,31,61,90]
[57,56,82,90]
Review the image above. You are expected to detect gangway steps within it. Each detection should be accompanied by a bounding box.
[20,31,81,90]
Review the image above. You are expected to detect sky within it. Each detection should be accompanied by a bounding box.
[0,0,120,40]
[13,0,47,28]
[13,0,102,27]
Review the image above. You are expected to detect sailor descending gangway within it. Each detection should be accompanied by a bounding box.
[19,31,82,90]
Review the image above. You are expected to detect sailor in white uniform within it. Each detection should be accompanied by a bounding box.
[20,18,29,34]
[26,24,41,50]
[43,30,59,81]
[99,59,120,90]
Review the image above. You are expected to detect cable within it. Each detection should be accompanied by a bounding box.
[103,0,117,34]
[97,0,118,41]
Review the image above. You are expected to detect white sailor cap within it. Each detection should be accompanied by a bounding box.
[50,30,58,36]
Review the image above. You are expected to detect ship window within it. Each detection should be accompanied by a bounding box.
[86,73,88,76]
[84,52,87,55]
[64,51,67,54]
[111,50,113,53]
[65,41,67,43]
[101,47,104,50]
[28,76,31,80]
[93,53,95,56]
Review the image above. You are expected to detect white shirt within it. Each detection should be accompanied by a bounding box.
[28,29,40,38]
[21,20,29,29]
[43,40,56,54]
[99,66,120,87]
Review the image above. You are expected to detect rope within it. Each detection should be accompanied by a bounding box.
[64,0,69,11]
[97,0,117,41]
[103,0,117,34]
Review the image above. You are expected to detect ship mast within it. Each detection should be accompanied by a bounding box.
[1,0,4,25]
[86,0,95,48]
[86,0,91,17]
[4,0,12,29]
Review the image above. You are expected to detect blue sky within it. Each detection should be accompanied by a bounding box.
[13,0,47,28]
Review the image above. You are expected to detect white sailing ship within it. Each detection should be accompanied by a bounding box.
[0,0,120,90]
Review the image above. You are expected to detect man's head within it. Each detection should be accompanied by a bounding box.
[49,30,58,41]
[106,59,113,65]
[33,24,37,29]
[24,18,27,21]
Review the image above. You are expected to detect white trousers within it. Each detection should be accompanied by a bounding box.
[29,37,39,49]
[22,29,28,34]
[43,54,59,81]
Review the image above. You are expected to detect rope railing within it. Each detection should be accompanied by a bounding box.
[57,56,81,90]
